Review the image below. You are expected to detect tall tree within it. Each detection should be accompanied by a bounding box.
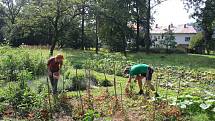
[159,26,176,53]
[89,0,107,54]
[81,0,85,50]
[183,0,215,54]
[189,32,204,53]
[1,0,26,24]
[0,4,5,42]
[25,0,82,55]
[1,0,26,46]
[144,0,168,53]
[94,0,100,54]
[98,0,133,56]
[131,0,147,51]
[201,0,215,54]
[145,0,150,53]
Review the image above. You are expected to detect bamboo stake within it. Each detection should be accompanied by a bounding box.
[46,77,52,118]
[153,74,159,121]
[176,70,182,105]
[113,62,117,99]
[88,69,91,107]
[62,74,64,93]
[78,82,84,114]
[120,83,123,108]
[165,69,169,103]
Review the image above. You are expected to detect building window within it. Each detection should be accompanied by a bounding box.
[158,36,161,39]
[185,37,190,42]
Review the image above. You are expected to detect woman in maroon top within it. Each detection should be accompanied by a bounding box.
[47,54,64,94]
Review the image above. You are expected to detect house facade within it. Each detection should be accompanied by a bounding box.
[150,24,197,48]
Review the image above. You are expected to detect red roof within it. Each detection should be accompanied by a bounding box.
[151,24,197,34]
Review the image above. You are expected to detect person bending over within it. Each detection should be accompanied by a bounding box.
[123,64,159,97]
[47,54,64,94]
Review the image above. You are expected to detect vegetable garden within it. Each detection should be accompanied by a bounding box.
[0,46,215,121]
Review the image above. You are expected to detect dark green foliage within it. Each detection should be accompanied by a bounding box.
[183,0,215,54]
[189,32,204,53]
[1,70,46,117]
[73,63,83,70]
[0,47,47,81]
[0,16,5,43]
[159,30,177,53]
[100,79,113,87]
[98,0,134,54]
[65,74,98,91]
[71,75,87,91]
[141,48,186,54]
[0,54,19,81]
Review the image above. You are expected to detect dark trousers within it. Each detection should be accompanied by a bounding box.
[49,74,58,95]
[146,67,154,81]
[145,67,155,92]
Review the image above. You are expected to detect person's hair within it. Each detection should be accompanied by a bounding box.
[56,54,64,60]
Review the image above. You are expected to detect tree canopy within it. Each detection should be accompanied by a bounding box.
[0,0,214,54]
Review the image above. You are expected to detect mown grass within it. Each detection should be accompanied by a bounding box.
[64,50,215,72]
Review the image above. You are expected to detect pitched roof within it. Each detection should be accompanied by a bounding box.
[151,24,197,34]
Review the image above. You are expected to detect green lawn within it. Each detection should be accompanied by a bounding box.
[64,49,215,71]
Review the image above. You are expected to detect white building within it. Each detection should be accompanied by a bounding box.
[150,24,197,48]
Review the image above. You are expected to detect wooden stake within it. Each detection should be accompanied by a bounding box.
[113,62,117,99]
[46,77,52,118]
[153,75,159,121]
[176,71,182,105]
[62,75,64,93]
[165,70,169,103]
[120,83,123,108]
[78,83,84,114]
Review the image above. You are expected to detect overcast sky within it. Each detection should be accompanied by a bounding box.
[153,0,195,26]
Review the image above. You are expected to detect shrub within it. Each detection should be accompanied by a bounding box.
[159,30,177,52]
[1,70,46,117]
[149,48,186,54]
[64,74,99,91]
[100,79,113,87]
[0,54,19,81]
[189,33,204,54]
[71,74,87,91]
[0,48,47,81]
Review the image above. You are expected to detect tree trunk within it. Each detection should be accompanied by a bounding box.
[203,30,209,54]
[123,35,127,57]
[49,21,59,56]
[81,3,85,50]
[50,35,58,56]
[96,14,99,54]
[50,0,61,56]
[136,2,140,52]
[203,28,213,55]
[122,28,127,57]
[145,0,151,53]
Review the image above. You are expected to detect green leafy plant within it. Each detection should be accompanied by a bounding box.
[82,109,100,121]
[100,79,113,87]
